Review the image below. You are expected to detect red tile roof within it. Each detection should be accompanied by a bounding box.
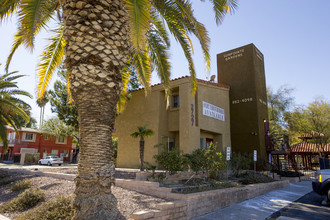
[135,75,229,91]
[291,141,330,153]
[298,132,325,139]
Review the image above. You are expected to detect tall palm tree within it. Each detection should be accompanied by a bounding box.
[131,125,154,171]
[1,0,238,218]
[36,93,49,128]
[0,68,31,151]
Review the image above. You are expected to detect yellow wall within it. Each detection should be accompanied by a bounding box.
[115,77,231,168]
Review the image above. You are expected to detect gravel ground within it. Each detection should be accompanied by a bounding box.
[26,167,78,174]
[0,169,170,219]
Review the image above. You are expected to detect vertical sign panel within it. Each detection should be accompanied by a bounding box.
[226,147,231,161]
[254,150,257,161]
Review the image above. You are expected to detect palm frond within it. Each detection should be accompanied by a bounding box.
[147,17,171,107]
[0,121,9,150]
[66,69,73,103]
[0,0,21,21]
[153,0,197,93]
[117,64,131,113]
[37,23,65,99]
[133,49,152,93]
[5,28,25,72]
[2,89,32,98]
[210,0,238,25]
[18,0,58,49]
[0,98,30,120]
[125,0,152,50]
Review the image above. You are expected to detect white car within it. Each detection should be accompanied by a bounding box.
[38,156,63,166]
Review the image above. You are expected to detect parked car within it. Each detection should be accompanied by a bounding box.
[38,156,63,166]
[312,169,330,202]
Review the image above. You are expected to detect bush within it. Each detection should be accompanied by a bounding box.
[0,188,45,213]
[154,148,188,175]
[24,153,40,164]
[0,177,16,187]
[203,143,227,180]
[172,180,240,194]
[240,172,274,185]
[230,152,253,176]
[184,149,207,172]
[10,179,32,191]
[16,196,73,220]
[278,171,302,177]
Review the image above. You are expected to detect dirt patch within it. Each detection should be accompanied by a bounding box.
[0,169,170,219]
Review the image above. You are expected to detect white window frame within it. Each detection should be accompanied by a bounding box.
[56,136,67,144]
[22,132,36,142]
[51,149,59,155]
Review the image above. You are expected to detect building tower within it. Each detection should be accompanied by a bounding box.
[217,44,269,158]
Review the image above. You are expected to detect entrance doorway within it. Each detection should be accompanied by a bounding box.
[206,138,214,148]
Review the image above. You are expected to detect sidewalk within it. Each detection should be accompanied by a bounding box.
[0,214,10,220]
[193,180,312,220]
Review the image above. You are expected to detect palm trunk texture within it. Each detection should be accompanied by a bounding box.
[62,0,130,219]
[140,139,144,171]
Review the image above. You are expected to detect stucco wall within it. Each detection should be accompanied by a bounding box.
[115,77,231,168]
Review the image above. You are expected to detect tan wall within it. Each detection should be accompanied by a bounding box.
[116,90,162,168]
[115,77,231,168]
[197,83,231,152]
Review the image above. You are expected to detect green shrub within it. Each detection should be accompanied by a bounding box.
[172,180,241,194]
[24,153,40,164]
[0,188,45,213]
[184,149,207,172]
[16,196,73,220]
[278,171,302,177]
[145,162,157,181]
[10,179,32,191]
[240,173,274,185]
[154,149,188,175]
[0,177,16,187]
[230,152,253,176]
[203,143,227,180]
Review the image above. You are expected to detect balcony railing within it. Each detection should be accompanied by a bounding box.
[8,139,30,145]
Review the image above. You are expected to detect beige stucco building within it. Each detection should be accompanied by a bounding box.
[115,76,231,168]
[116,44,270,168]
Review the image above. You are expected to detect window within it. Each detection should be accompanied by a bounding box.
[56,136,66,144]
[200,138,206,150]
[44,135,49,140]
[161,136,175,152]
[43,149,47,153]
[62,150,69,157]
[172,95,179,108]
[23,133,35,141]
[51,150,58,155]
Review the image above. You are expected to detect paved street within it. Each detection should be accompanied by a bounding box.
[0,162,77,169]
[193,180,329,220]
[269,191,330,220]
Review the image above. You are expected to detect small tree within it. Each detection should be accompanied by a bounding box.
[130,125,154,171]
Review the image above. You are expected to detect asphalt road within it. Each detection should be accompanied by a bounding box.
[269,191,330,220]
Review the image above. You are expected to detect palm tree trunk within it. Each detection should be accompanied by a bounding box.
[140,139,145,171]
[62,0,130,219]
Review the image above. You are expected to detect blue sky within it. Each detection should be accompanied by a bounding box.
[0,0,329,125]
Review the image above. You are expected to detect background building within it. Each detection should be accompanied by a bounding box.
[217,44,269,157]
[116,77,231,168]
[116,44,269,168]
[0,126,74,162]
